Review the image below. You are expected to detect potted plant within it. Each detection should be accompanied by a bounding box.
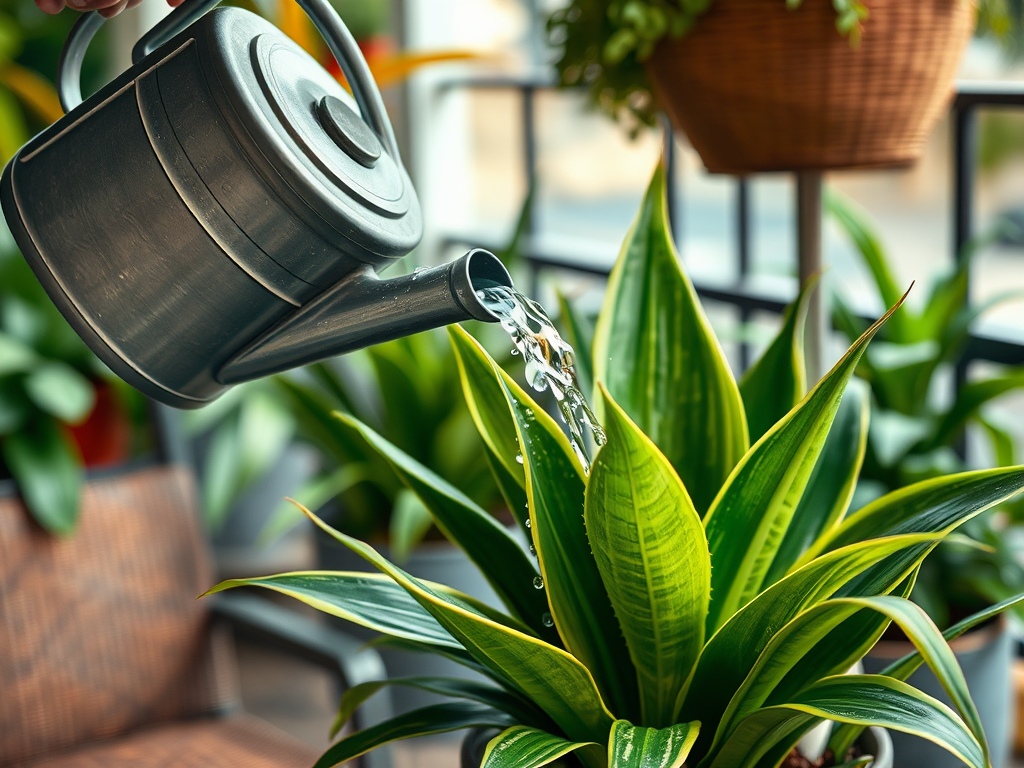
[210,166,1024,768]
[547,0,987,172]
[827,190,1024,767]
[0,236,145,535]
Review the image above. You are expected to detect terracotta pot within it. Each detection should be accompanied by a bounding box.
[863,616,1013,768]
[645,0,974,174]
[67,381,130,468]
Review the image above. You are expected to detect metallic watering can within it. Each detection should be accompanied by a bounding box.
[0,0,512,408]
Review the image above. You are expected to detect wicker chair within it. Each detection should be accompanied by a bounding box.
[0,408,390,768]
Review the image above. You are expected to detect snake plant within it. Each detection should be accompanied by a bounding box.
[209,166,1024,768]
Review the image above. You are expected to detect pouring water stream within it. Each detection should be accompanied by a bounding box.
[475,284,606,472]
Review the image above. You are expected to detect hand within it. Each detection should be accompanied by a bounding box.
[35,0,184,19]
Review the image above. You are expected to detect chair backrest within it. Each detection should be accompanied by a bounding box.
[0,464,237,765]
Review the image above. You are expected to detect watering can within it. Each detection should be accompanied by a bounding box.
[0,0,512,408]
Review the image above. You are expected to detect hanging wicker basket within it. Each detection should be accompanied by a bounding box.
[645,0,975,174]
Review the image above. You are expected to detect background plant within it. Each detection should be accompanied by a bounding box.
[211,166,1024,768]
[828,190,1024,628]
[548,0,1015,128]
[0,6,143,536]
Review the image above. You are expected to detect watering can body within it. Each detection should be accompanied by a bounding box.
[1,1,509,408]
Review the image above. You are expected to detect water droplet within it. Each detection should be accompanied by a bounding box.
[515,454,524,465]
[533,576,545,589]
[529,545,536,556]
[541,612,554,627]
[524,518,531,528]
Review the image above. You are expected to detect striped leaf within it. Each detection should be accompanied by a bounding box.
[205,571,460,648]
[336,413,555,641]
[676,533,942,760]
[331,676,548,738]
[450,325,525,486]
[593,163,748,515]
[765,379,869,584]
[739,276,815,443]
[299,509,616,749]
[481,726,602,768]
[829,590,1024,759]
[314,703,516,768]
[495,372,640,721]
[705,676,984,768]
[709,595,984,764]
[703,291,909,633]
[585,386,709,726]
[806,465,1024,559]
[609,719,700,768]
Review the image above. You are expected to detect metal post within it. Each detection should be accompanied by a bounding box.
[952,103,977,458]
[797,171,826,382]
[737,178,752,371]
[662,116,680,244]
[522,85,539,298]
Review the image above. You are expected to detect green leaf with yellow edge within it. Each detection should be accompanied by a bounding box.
[205,571,468,648]
[829,590,1024,759]
[331,676,547,739]
[335,412,554,641]
[314,703,516,768]
[275,508,616,754]
[593,163,748,515]
[708,595,984,765]
[482,726,603,768]
[483,442,531,538]
[609,719,700,768]
[450,325,525,487]
[806,465,1024,560]
[704,676,984,768]
[765,379,869,584]
[494,372,640,721]
[703,290,909,634]
[739,276,815,443]
[585,385,709,726]
[676,532,943,761]
[451,322,636,719]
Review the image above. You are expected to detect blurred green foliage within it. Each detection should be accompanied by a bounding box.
[0,3,140,536]
[828,189,1024,628]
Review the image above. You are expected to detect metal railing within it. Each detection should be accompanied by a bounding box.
[437,75,1024,381]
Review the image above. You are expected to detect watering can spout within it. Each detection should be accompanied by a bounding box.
[218,249,513,385]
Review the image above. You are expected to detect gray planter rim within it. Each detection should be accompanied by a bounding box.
[867,614,1007,660]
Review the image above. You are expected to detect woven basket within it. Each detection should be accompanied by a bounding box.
[646,0,975,174]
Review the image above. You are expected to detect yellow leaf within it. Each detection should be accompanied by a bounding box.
[0,62,62,124]
[277,0,320,58]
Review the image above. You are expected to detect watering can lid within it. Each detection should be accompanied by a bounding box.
[196,8,421,263]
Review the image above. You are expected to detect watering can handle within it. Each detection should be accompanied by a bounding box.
[56,0,400,160]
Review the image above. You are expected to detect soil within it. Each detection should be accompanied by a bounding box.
[781,745,864,768]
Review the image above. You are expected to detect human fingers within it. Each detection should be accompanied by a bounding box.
[97,0,129,17]
[34,0,65,14]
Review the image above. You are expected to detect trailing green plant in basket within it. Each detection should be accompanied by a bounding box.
[550,0,1019,128]
[208,166,1024,768]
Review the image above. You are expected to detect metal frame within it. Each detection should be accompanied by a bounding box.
[436,75,1024,413]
